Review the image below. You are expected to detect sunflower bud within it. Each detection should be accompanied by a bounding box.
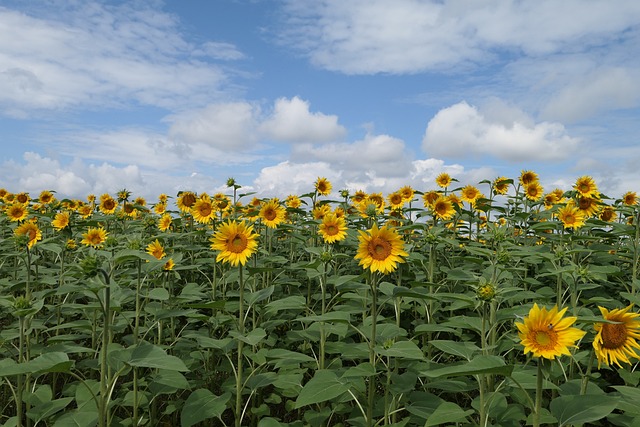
[14,295,31,310]
[477,282,496,302]
[80,255,100,277]
[340,189,350,199]
[320,251,333,263]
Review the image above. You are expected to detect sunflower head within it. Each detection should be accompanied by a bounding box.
[354,223,408,274]
[493,177,511,195]
[622,191,638,206]
[210,220,259,266]
[146,239,166,260]
[81,227,109,248]
[435,172,452,188]
[260,199,286,228]
[519,170,539,186]
[556,204,586,229]
[14,221,42,249]
[315,177,332,196]
[593,305,640,368]
[515,304,586,359]
[574,176,599,198]
[52,212,71,231]
[432,196,455,221]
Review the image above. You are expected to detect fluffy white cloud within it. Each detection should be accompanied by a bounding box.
[0,2,238,115]
[260,96,347,143]
[279,0,640,75]
[167,102,260,150]
[254,161,341,196]
[422,102,580,161]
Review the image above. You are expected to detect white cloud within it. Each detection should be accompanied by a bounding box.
[0,2,240,115]
[541,67,640,122]
[167,102,260,150]
[260,96,347,143]
[279,0,640,75]
[254,161,341,196]
[422,101,580,161]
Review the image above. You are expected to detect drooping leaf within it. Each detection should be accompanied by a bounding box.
[294,370,349,409]
[180,389,231,427]
[550,394,618,426]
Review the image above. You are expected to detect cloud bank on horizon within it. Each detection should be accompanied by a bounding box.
[1,0,639,202]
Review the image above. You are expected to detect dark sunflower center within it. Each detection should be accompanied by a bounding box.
[601,323,627,349]
[199,204,212,216]
[263,208,277,221]
[578,198,591,209]
[228,233,248,253]
[325,224,338,236]
[368,237,392,261]
[183,194,196,207]
[103,200,115,210]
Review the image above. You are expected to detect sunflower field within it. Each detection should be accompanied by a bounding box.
[1,172,640,427]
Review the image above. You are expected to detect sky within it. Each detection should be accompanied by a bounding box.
[1,0,640,204]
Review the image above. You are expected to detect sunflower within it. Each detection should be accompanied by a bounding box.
[368,193,385,211]
[387,192,405,211]
[524,182,544,202]
[318,213,348,243]
[52,212,71,231]
[315,177,332,196]
[177,191,198,213]
[260,199,286,228]
[435,172,452,188]
[515,304,586,359]
[543,192,559,209]
[556,204,586,229]
[98,195,117,215]
[158,193,169,204]
[163,258,175,271]
[519,170,539,186]
[158,213,173,232]
[351,190,368,205]
[285,194,302,209]
[593,305,640,368]
[39,190,55,205]
[14,221,42,248]
[354,223,408,274]
[15,192,30,205]
[312,203,331,220]
[622,191,638,206]
[493,177,510,195]
[432,196,456,221]
[576,196,601,218]
[77,205,93,219]
[213,193,231,212]
[460,185,482,206]
[146,239,166,260]
[81,227,108,248]
[422,190,440,208]
[210,220,259,266]
[574,176,599,198]
[6,203,28,222]
[599,206,616,222]
[0,188,8,200]
[398,185,415,203]
[154,202,167,215]
[192,195,216,224]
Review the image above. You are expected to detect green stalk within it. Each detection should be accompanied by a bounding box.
[533,360,543,427]
[367,272,379,427]
[16,315,26,427]
[98,268,111,427]
[235,265,245,427]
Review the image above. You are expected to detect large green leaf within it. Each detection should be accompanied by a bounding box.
[550,394,618,426]
[0,352,73,377]
[425,401,474,426]
[430,340,481,361]
[180,389,231,427]
[127,341,189,372]
[294,370,349,409]
[376,340,425,360]
[421,355,513,379]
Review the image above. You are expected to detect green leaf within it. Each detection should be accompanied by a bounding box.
[422,355,513,379]
[0,353,72,377]
[27,397,74,424]
[550,395,618,426]
[294,370,349,409]
[148,287,170,301]
[430,340,481,361]
[180,389,231,427]
[246,285,275,306]
[376,340,425,360]
[128,341,189,372]
[425,401,474,426]
[229,328,266,346]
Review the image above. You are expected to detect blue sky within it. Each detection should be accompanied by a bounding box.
[1,0,640,202]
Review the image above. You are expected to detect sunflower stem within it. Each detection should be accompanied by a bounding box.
[235,265,245,427]
[367,271,379,427]
[533,359,543,427]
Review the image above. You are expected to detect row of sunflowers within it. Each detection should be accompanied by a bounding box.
[1,171,640,426]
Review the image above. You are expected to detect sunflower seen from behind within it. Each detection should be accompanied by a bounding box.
[593,305,640,368]
[516,304,585,360]
[210,220,258,266]
[355,223,408,274]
